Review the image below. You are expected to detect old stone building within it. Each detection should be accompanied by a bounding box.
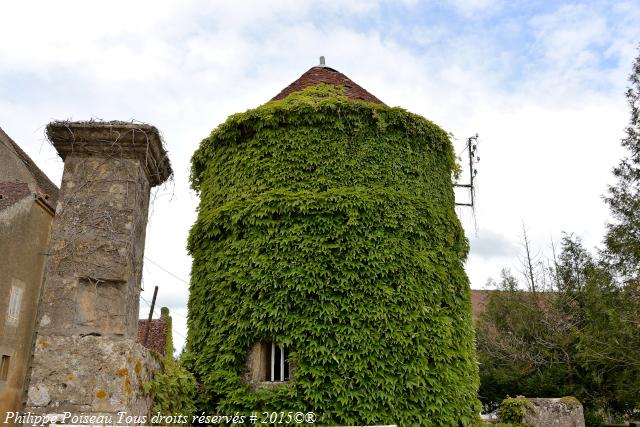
[0,127,59,417]
[187,60,480,425]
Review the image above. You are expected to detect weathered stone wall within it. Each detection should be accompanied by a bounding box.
[37,156,150,338]
[523,397,585,427]
[26,336,160,416]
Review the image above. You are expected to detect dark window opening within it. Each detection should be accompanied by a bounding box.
[0,355,10,381]
[247,342,292,385]
[267,343,290,382]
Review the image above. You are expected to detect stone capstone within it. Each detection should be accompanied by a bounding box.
[46,121,172,187]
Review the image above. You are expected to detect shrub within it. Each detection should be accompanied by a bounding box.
[498,396,534,424]
[143,362,197,424]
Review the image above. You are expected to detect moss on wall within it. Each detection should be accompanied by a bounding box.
[186,85,480,426]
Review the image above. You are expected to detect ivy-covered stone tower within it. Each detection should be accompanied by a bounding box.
[187,60,480,426]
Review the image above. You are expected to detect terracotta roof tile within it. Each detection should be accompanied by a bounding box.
[470,289,554,321]
[471,290,492,320]
[137,318,168,356]
[0,126,59,210]
[271,66,385,105]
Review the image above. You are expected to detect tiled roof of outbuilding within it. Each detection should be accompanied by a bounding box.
[137,318,168,356]
[0,126,59,210]
[271,65,385,105]
[471,290,491,320]
[470,289,555,320]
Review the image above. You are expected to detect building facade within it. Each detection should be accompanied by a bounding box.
[0,127,58,418]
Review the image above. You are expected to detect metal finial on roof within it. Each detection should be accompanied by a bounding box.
[319,56,326,67]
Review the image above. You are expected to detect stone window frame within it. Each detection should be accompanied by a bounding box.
[245,341,293,387]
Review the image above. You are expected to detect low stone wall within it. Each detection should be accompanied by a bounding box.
[523,397,585,427]
[25,335,161,422]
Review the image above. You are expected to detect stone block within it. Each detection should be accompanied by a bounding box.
[523,397,585,427]
[36,122,172,339]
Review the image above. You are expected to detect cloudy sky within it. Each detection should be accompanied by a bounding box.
[2,0,639,352]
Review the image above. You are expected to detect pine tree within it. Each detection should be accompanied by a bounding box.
[604,47,640,281]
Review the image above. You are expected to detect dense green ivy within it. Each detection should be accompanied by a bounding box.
[161,307,174,365]
[143,308,198,424]
[143,361,198,424]
[186,85,480,426]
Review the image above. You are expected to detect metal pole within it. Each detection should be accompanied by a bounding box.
[144,286,158,346]
[468,137,475,208]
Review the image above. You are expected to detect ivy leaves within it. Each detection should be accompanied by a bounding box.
[186,85,480,426]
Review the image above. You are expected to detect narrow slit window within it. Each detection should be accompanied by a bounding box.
[268,343,289,382]
[0,355,10,381]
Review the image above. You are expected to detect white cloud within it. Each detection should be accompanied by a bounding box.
[469,229,518,259]
[2,0,639,353]
[530,4,608,64]
[447,0,499,16]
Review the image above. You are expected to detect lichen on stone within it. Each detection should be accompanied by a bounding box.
[559,396,581,408]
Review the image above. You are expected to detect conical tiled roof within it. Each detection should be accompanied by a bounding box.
[271,65,385,105]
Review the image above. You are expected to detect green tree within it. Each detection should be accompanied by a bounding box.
[604,47,640,281]
[477,263,579,409]
[478,49,640,424]
[477,233,640,424]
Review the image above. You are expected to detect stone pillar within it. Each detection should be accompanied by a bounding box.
[24,122,172,421]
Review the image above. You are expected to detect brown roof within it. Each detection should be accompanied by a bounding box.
[470,289,555,321]
[137,318,169,356]
[0,126,59,210]
[471,289,492,320]
[271,66,385,105]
